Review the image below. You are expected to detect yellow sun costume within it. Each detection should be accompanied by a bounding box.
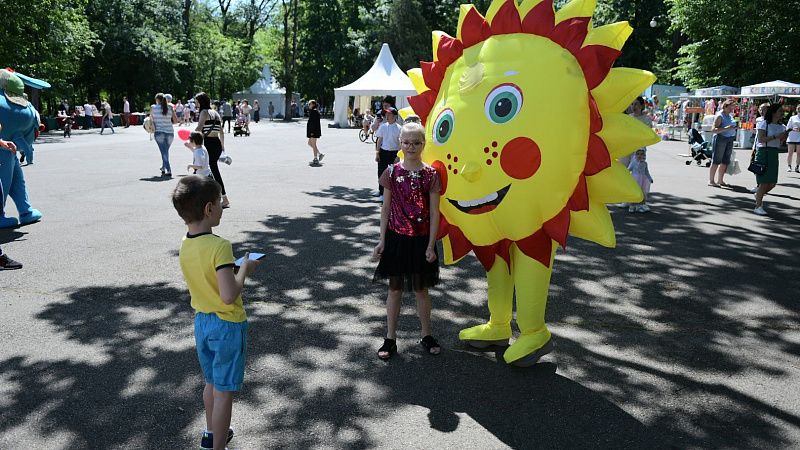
[403,0,659,366]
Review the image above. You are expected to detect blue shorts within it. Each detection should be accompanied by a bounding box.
[195,313,248,392]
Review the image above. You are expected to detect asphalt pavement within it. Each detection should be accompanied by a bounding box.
[1,120,799,449]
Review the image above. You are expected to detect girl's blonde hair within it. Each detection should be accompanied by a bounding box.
[400,122,426,140]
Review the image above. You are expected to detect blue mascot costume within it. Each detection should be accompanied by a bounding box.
[0,68,42,228]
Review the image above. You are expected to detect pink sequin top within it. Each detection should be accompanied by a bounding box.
[379,163,441,236]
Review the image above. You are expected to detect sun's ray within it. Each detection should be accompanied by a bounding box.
[431,31,447,61]
[485,0,511,24]
[568,201,616,247]
[518,0,547,17]
[586,164,644,203]
[555,0,596,23]
[583,21,631,49]
[407,68,429,94]
[592,68,656,113]
[596,113,660,159]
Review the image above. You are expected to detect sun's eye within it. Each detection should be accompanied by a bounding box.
[432,108,455,145]
[485,84,523,124]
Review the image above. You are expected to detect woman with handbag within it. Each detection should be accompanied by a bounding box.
[194,92,230,208]
[753,104,789,216]
[708,100,737,187]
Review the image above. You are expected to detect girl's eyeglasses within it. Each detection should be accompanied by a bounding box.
[401,141,424,147]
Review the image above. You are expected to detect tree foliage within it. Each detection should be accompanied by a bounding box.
[669,0,799,88]
[4,0,791,116]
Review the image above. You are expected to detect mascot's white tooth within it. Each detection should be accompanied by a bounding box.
[487,192,498,202]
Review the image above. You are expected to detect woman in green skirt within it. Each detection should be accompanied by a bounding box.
[754,104,789,216]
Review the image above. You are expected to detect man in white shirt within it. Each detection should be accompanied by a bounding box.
[83,100,94,129]
[123,96,131,128]
[188,99,197,122]
[374,107,402,200]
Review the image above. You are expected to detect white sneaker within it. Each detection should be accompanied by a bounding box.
[377,195,384,202]
[318,153,325,162]
[795,166,800,173]
[749,187,758,194]
[788,166,793,172]
[628,206,636,213]
[753,206,768,216]
[638,204,651,213]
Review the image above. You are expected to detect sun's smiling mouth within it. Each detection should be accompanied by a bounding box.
[447,185,510,215]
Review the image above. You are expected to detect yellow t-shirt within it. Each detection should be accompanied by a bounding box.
[179,232,246,322]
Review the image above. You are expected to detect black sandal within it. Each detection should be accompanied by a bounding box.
[377,338,397,360]
[420,335,441,355]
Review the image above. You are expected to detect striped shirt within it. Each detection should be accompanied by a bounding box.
[201,110,222,136]
[150,104,174,133]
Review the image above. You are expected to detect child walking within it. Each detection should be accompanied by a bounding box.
[372,122,441,360]
[185,131,212,178]
[172,176,261,450]
[628,148,654,212]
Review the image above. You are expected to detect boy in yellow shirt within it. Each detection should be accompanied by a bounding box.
[172,176,260,450]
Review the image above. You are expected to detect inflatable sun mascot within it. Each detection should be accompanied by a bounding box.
[405,0,658,366]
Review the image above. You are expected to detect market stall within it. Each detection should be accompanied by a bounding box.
[736,81,800,148]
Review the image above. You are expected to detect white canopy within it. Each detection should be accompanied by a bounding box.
[333,43,417,127]
[741,80,800,97]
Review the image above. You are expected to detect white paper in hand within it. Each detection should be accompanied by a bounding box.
[235,253,265,267]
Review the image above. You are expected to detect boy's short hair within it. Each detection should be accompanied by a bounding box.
[172,176,221,223]
[189,131,204,146]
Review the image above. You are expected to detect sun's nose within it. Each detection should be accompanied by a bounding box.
[460,161,482,183]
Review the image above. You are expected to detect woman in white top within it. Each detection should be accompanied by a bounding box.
[151,93,179,177]
[753,104,789,215]
[786,104,800,173]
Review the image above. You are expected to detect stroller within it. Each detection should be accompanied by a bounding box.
[686,128,712,166]
[233,114,250,137]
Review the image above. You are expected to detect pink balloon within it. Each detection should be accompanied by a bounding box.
[177,129,191,141]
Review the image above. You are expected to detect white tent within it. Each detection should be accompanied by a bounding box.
[333,43,417,128]
[740,80,800,97]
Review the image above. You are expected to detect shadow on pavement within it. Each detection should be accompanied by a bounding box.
[2,186,798,448]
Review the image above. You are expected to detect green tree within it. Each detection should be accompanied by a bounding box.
[273,0,300,119]
[296,0,349,106]
[0,0,94,104]
[383,0,431,71]
[669,0,798,89]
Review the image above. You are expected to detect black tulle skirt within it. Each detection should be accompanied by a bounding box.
[373,229,440,291]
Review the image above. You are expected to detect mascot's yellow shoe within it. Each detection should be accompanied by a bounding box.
[503,327,552,367]
[459,323,512,348]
